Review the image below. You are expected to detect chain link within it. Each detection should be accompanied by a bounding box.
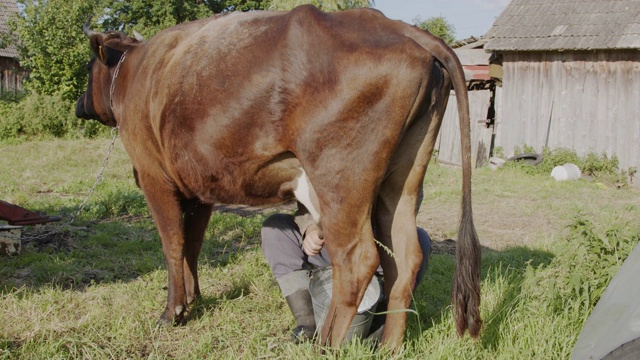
[67,127,120,225]
[110,52,127,110]
[1,127,120,242]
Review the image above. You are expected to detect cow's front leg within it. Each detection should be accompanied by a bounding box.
[181,198,213,304]
[138,174,189,325]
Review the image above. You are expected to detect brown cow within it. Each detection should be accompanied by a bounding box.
[76,5,481,349]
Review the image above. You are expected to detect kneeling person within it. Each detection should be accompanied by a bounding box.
[261,203,431,343]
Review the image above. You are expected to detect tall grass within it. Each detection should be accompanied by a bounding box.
[1,139,639,359]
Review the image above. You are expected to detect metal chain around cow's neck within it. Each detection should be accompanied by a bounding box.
[109,51,127,112]
[2,127,120,242]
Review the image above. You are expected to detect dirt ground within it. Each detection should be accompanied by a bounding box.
[418,212,509,255]
[198,200,555,255]
[215,203,487,255]
[418,179,640,255]
[16,203,526,256]
[416,202,531,254]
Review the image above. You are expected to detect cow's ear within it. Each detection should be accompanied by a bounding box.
[89,35,123,67]
[88,34,108,65]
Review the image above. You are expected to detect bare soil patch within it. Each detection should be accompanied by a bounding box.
[20,224,91,252]
[417,173,640,253]
[417,202,553,253]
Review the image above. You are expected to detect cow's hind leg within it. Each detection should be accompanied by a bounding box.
[375,170,425,349]
[376,66,450,349]
[181,198,213,304]
[319,217,380,347]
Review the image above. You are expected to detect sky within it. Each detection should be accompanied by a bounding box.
[373,0,511,39]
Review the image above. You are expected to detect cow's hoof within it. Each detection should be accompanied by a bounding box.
[157,305,187,327]
[186,293,201,305]
[156,315,186,327]
[156,315,173,327]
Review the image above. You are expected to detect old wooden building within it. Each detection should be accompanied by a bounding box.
[436,37,496,168]
[0,0,24,95]
[484,0,640,172]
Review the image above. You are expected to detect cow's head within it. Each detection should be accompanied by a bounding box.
[76,20,142,127]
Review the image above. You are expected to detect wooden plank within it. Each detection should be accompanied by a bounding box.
[436,89,493,167]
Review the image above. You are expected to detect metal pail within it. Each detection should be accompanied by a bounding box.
[309,266,381,341]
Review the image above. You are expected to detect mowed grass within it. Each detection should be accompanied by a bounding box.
[1,138,639,359]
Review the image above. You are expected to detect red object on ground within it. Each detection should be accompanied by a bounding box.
[0,200,62,226]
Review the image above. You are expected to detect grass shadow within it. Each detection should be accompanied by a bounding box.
[187,276,256,323]
[407,241,555,347]
[0,205,271,294]
[477,246,555,352]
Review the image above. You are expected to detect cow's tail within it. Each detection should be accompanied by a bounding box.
[413,29,482,337]
[439,36,482,339]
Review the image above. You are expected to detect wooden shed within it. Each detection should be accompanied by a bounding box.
[0,0,24,95]
[484,0,640,172]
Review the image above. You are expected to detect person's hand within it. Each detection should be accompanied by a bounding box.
[302,225,324,256]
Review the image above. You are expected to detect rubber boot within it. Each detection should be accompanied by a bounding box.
[285,289,317,343]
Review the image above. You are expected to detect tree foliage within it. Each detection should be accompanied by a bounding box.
[0,30,10,51]
[413,16,456,44]
[269,0,373,11]
[100,0,270,38]
[12,0,102,100]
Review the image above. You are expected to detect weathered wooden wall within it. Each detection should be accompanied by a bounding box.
[494,50,640,171]
[0,57,24,93]
[436,88,494,167]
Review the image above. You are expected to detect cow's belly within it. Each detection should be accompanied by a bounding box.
[174,152,319,219]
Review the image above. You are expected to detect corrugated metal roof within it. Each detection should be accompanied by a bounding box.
[485,0,640,51]
[0,0,19,58]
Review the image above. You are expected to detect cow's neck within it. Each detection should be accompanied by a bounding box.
[109,50,128,125]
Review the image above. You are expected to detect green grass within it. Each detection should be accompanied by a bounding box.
[1,138,640,359]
